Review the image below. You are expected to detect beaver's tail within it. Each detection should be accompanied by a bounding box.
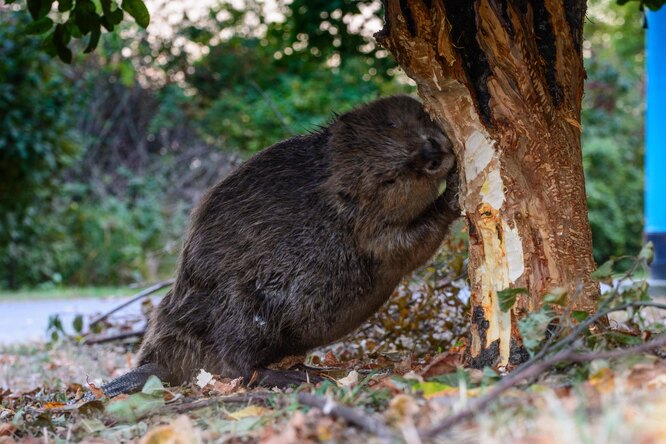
[101,363,172,397]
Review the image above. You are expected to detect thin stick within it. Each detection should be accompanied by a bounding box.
[89,279,174,329]
[296,393,394,438]
[82,329,146,345]
[131,391,393,438]
[424,333,666,438]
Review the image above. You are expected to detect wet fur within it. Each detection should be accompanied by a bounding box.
[136,95,460,386]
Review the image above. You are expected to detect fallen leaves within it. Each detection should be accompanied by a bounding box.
[139,415,200,444]
[228,405,271,420]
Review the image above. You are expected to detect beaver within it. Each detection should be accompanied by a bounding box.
[101,95,461,395]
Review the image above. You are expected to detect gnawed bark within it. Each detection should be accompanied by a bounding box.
[377,0,599,368]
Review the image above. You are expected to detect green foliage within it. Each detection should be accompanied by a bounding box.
[617,0,666,11]
[14,0,149,62]
[583,0,646,264]
[498,288,528,312]
[180,1,408,154]
[0,11,80,289]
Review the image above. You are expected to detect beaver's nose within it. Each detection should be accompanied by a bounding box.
[421,138,443,172]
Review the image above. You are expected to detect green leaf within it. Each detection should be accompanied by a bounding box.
[84,25,101,53]
[58,0,73,12]
[110,7,124,25]
[572,310,589,322]
[604,331,643,346]
[497,287,527,312]
[412,381,455,397]
[543,287,568,307]
[638,242,654,265]
[72,314,83,333]
[28,0,52,20]
[518,309,554,354]
[26,17,53,35]
[105,392,164,422]
[121,0,150,28]
[53,24,72,63]
[141,375,164,395]
[591,259,615,283]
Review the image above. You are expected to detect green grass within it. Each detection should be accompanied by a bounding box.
[0,286,141,301]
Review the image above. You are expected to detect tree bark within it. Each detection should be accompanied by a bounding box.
[376,0,599,368]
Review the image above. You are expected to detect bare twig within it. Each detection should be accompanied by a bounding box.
[131,391,393,437]
[82,329,146,345]
[424,333,666,438]
[296,393,394,438]
[89,279,174,329]
[249,81,293,134]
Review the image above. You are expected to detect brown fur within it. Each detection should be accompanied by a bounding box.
[136,95,460,386]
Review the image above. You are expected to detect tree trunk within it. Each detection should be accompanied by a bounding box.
[377,0,599,369]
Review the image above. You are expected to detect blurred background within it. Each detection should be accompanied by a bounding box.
[0,0,647,343]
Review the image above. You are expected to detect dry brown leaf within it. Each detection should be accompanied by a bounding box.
[0,423,16,437]
[420,352,463,378]
[139,415,200,444]
[87,382,104,399]
[588,367,615,394]
[260,411,306,444]
[228,405,271,420]
[323,351,339,366]
[336,370,359,388]
[387,394,419,424]
[210,376,243,395]
[43,401,66,409]
[268,355,305,370]
[394,355,412,375]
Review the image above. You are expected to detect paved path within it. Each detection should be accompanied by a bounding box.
[0,296,159,345]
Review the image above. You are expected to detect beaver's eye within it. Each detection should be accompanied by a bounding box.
[387,121,397,128]
[382,179,396,186]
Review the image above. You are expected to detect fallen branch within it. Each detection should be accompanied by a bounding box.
[296,392,394,438]
[82,329,146,345]
[131,391,393,437]
[89,279,174,329]
[516,300,666,374]
[159,393,272,417]
[423,333,666,438]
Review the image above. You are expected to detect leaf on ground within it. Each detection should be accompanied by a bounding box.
[210,376,243,395]
[43,401,65,409]
[141,375,165,395]
[87,382,105,399]
[0,423,17,436]
[588,367,615,394]
[81,418,106,433]
[105,391,165,422]
[268,354,305,370]
[323,351,339,366]
[386,394,419,424]
[337,370,359,388]
[227,405,271,420]
[420,351,463,378]
[138,415,199,444]
[195,369,214,388]
[78,400,105,416]
[411,380,457,399]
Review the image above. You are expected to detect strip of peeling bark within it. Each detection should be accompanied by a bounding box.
[376,0,599,368]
